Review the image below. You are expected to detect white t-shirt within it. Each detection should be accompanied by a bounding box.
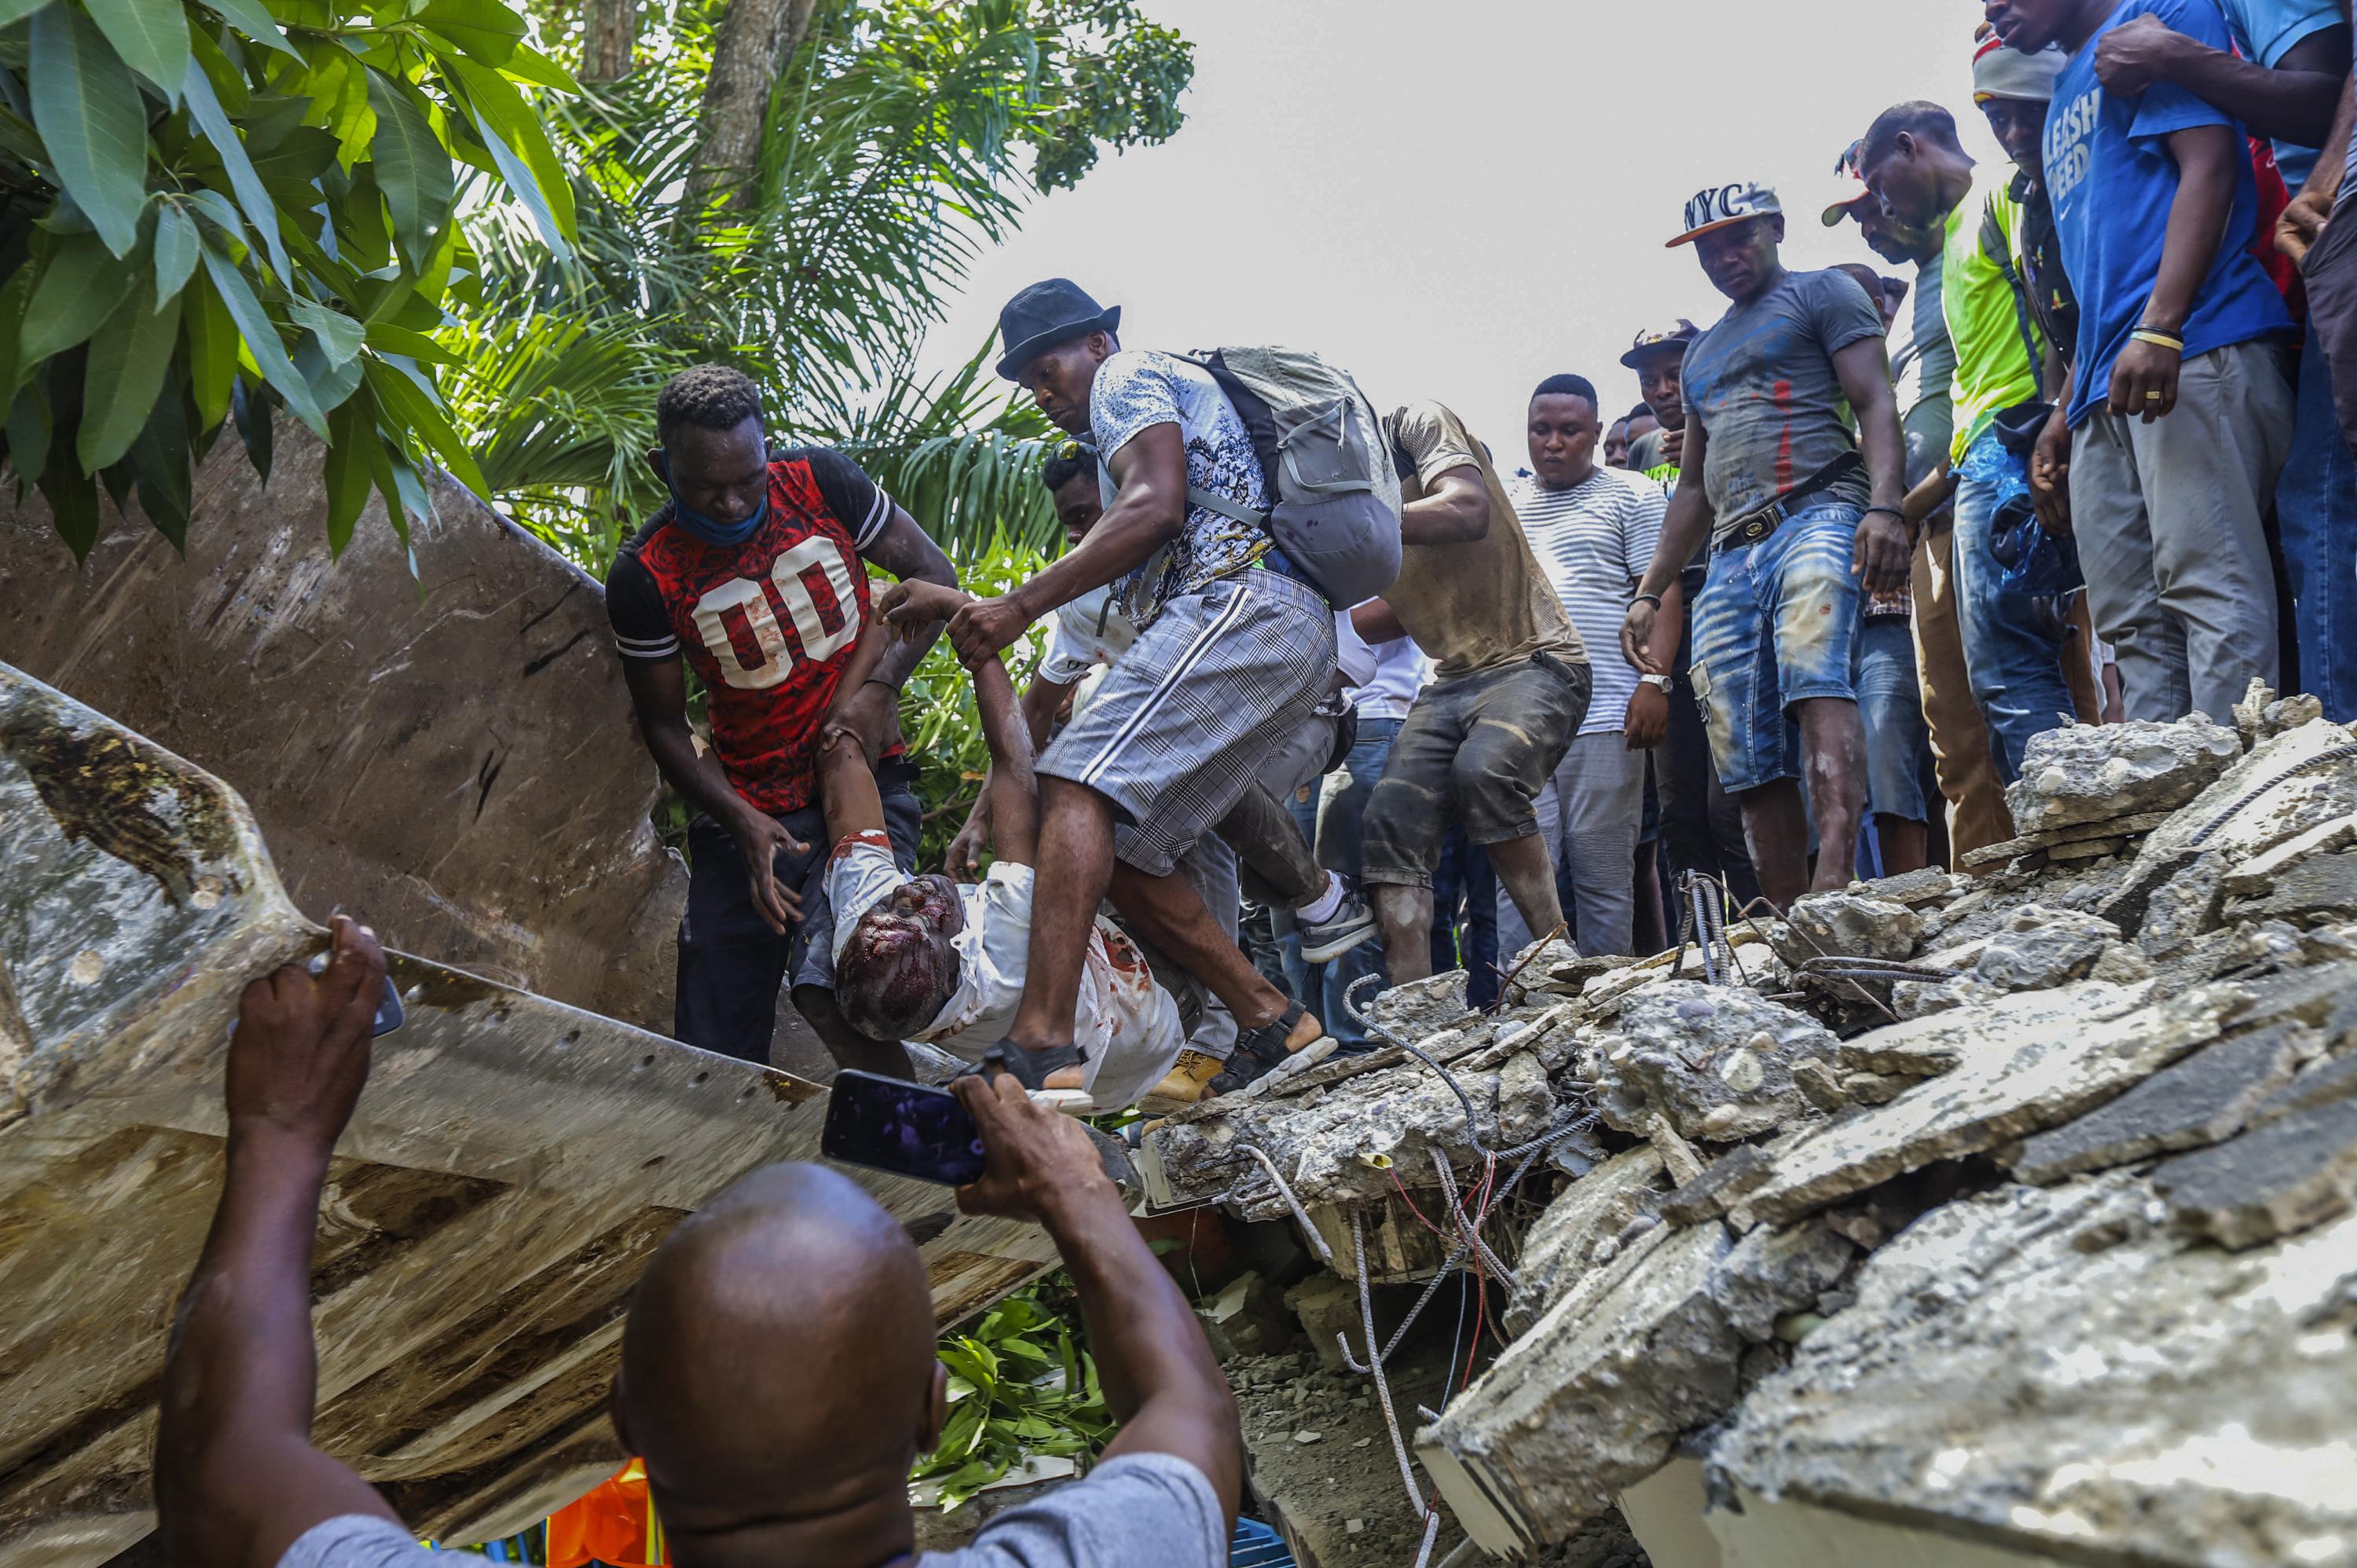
[1350,633,1428,720]
[828,836,1186,1108]
[1511,467,1666,736]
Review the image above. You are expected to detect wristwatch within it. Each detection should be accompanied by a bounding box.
[1638,673,1673,693]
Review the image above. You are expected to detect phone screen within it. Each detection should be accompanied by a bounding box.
[821,1069,988,1187]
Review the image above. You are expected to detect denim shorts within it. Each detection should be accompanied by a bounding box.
[1688,500,1864,793]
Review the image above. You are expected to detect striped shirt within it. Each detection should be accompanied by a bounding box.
[1511,467,1666,736]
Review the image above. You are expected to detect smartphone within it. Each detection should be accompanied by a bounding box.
[822,1069,988,1186]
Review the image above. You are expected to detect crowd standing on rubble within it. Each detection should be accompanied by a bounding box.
[590,0,2357,1119]
[154,2,2357,1564]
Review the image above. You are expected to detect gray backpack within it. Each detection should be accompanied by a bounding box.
[1179,346,1403,606]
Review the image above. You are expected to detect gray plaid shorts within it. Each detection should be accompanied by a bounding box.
[1039,567,1336,877]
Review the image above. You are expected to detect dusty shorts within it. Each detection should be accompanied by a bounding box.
[1359,652,1589,888]
[1038,567,1336,878]
[1690,500,1864,793]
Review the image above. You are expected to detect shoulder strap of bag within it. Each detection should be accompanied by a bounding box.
[1981,200,2047,385]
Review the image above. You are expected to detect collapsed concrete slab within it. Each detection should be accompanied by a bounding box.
[1744,982,2238,1225]
[1591,983,1842,1143]
[1713,1174,2357,1568]
[0,665,1057,1567]
[2005,716,2241,835]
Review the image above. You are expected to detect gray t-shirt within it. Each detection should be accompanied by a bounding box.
[1680,268,1885,535]
[1889,253,1956,493]
[276,1454,1227,1568]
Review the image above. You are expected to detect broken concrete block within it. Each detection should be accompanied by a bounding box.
[1283,1273,1361,1371]
[2154,1099,2357,1248]
[2010,1024,2315,1184]
[1970,905,2121,991]
[1747,984,2238,1225]
[1417,1222,1738,1552]
[2233,678,2326,748]
[2248,1050,2357,1128]
[2220,811,2357,897]
[1713,1173,2357,1568]
[1659,1145,1776,1229]
[1594,982,1842,1143]
[1848,866,1962,907]
[1785,892,1922,961]
[1706,1220,1857,1343]
[1200,1270,1297,1360]
[1504,1147,1669,1338]
[2137,852,2231,958]
[1835,978,2151,1079]
[2007,716,2241,835]
[2227,848,2357,927]
[1495,1050,1555,1147]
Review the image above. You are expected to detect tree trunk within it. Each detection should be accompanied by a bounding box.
[579,0,637,82]
[687,0,819,206]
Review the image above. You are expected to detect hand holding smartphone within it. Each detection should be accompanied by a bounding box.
[820,1069,989,1186]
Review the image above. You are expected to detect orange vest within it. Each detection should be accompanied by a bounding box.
[546,1460,666,1568]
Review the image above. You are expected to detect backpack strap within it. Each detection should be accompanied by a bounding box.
[1980,200,2047,384]
[1186,485,1270,527]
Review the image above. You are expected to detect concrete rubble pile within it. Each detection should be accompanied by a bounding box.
[1142,687,2357,1567]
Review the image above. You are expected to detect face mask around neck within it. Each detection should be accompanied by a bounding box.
[665,468,768,547]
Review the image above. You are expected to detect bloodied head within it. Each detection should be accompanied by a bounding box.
[836,874,966,1042]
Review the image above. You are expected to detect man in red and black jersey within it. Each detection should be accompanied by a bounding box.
[606,365,956,1070]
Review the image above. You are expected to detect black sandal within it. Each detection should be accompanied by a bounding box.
[959,1041,1087,1091]
[1208,1001,1311,1097]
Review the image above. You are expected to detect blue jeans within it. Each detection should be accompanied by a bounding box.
[1433,826,1499,1009]
[1690,500,1865,793]
[2278,320,2357,723]
[1952,428,2079,779]
[1855,614,1930,822]
[1281,716,1402,1049]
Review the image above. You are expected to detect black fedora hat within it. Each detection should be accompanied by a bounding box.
[995,278,1121,379]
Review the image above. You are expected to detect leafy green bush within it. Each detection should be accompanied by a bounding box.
[0,0,576,558]
[915,1277,1111,1512]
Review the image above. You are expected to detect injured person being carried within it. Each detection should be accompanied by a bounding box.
[814,589,1193,1111]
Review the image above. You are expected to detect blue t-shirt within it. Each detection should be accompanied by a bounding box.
[2045,0,2296,427]
[2218,0,2344,189]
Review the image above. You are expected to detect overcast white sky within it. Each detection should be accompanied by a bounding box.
[912,0,2005,467]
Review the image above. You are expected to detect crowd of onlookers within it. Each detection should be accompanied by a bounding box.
[591,0,2357,1114]
[156,8,2357,1565]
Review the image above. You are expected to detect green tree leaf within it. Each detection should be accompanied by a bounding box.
[322,389,372,552]
[292,327,363,411]
[0,0,56,28]
[362,355,487,494]
[230,375,271,478]
[199,0,297,57]
[181,269,237,428]
[288,295,364,366]
[181,56,290,282]
[126,378,191,547]
[151,199,199,306]
[5,377,51,486]
[83,0,189,104]
[445,56,573,241]
[28,4,151,259]
[413,0,522,67]
[361,320,458,365]
[198,239,326,436]
[37,460,102,560]
[79,284,184,470]
[500,42,578,93]
[365,68,452,271]
[20,233,139,367]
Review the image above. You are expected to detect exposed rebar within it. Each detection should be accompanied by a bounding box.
[1354,1211,1428,1515]
[1234,1142,1334,1265]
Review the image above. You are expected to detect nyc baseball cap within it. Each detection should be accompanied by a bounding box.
[1667,183,1782,247]
[1619,320,1701,369]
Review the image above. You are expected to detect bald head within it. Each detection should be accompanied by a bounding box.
[618,1163,942,1548]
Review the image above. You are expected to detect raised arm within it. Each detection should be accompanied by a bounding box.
[951,1073,1241,1528]
[835,506,960,762]
[817,621,896,844]
[972,654,1039,867]
[943,423,1189,663]
[156,919,404,1568]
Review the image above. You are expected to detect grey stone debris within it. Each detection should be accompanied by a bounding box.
[1895,904,2128,1014]
[1658,1145,1777,1229]
[2153,1098,2357,1248]
[1504,1147,1668,1338]
[1785,891,1922,961]
[2006,716,2242,835]
[1746,984,2238,1225]
[2248,1049,2357,1129]
[1714,1173,2357,1568]
[2227,848,2357,927]
[2010,1023,2317,1184]
[1592,981,1843,1143]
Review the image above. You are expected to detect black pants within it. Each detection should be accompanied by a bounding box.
[1658,581,1761,908]
[673,760,922,1064]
